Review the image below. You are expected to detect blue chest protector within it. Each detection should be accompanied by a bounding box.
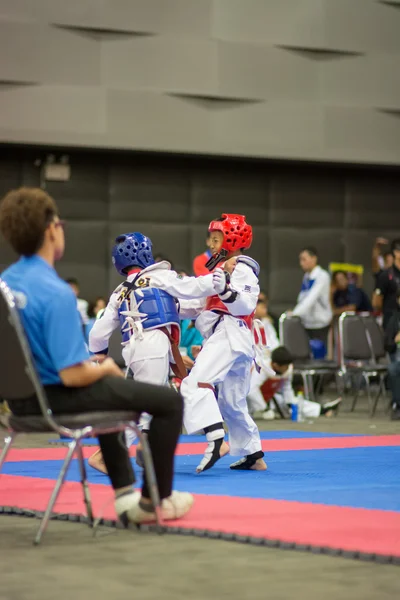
[117,283,180,344]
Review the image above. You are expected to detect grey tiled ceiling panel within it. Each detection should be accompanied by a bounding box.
[0,0,399,163]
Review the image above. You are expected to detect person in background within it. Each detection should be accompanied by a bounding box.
[193,233,212,276]
[331,270,372,316]
[290,247,332,348]
[256,294,280,343]
[247,298,280,416]
[66,277,89,326]
[85,297,107,340]
[373,238,400,335]
[384,289,400,419]
[372,237,393,283]
[254,298,279,351]
[0,187,193,526]
[179,319,203,372]
[254,347,342,420]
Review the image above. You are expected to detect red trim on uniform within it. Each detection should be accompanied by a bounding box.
[205,295,254,329]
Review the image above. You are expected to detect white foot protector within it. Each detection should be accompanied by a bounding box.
[115,490,194,525]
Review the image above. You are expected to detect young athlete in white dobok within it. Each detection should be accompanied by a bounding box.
[179,214,267,473]
[88,232,223,472]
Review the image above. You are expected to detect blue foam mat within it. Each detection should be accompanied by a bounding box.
[5,446,400,512]
[50,430,361,445]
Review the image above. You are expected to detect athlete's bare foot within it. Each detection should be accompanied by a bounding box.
[196,440,229,473]
[88,449,108,475]
[230,451,267,471]
[250,458,268,471]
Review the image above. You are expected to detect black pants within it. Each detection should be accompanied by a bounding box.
[305,326,330,348]
[8,376,183,500]
[388,361,400,408]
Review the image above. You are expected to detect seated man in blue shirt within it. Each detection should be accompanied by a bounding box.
[331,270,372,316]
[0,187,193,526]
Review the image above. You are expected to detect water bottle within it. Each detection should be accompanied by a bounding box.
[291,396,298,422]
[297,391,305,422]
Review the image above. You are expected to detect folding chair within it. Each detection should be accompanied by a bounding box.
[0,279,162,544]
[338,312,388,416]
[279,314,340,400]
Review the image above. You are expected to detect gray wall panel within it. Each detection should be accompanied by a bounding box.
[0,0,399,164]
[109,165,191,223]
[191,170,269,224]
[270,173,345,228]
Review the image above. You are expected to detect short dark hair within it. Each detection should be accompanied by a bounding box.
[391,238,400,254]
[65,277,79,286]
[332,270,348,282]
[300,246,318,258]
[154,253,174,270]
[271,346,293,366]
[0,187,58,256]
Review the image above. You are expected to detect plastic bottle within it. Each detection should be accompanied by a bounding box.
[297,391,305,422]
[291,396,298,422]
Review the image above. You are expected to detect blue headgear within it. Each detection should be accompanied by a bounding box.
[112,232,155,276]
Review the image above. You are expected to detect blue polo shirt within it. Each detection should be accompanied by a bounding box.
[1,255,89,385]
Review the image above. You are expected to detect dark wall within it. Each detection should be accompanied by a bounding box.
[1,146,400,315]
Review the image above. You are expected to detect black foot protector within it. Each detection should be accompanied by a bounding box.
[230,451,265,470]
[196,438,225,473]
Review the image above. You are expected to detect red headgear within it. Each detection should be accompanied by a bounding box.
[206,213,253,270]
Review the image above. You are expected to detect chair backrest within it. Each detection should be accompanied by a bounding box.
[338,313,373,365]
[279,314,311,361]
[360,314,386,361]
[0,279,38,400]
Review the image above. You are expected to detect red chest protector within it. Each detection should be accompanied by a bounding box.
[205,295,255,330]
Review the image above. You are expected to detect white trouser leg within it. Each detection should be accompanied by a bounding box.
[247,367,268,413]
[218,358,262,457]
[274,392,321,419]
[180,328,236,435]
[301,399,321,419]
[125,353,170,447]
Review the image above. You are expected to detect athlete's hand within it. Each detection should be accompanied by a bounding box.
[212,268,228,295]
[224,257,237,275]
[182,355,194,370]
[191,345,202,359]
[89,354,107,363]
[101,357,124,378]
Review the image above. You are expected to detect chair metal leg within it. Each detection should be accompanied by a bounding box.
[315,374,324,400]
[351,372,363,412]
[308,374,316,401]
[0,433,16,473]
[364,373,373,415]
[272,396,286,419]
[34,440,77,545]
[335,371,344,397]
[301,373,310,399]
[76,440,94,527]
[371,375,385,417]
[135,425,163,534]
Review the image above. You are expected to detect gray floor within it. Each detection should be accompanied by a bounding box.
[1,403,399,600]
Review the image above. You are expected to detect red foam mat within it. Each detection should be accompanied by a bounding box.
[1,475,399,558]
[6,435,400,462]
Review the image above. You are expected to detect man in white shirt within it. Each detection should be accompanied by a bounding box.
[66,277,89,325]
[292,247,332,346]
